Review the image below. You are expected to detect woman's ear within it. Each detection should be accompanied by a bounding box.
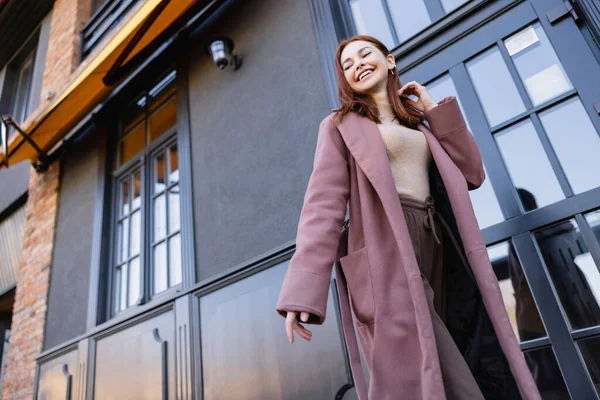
[387,54,396,69]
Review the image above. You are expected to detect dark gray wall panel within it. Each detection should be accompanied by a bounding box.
[187,0,331,280]
[0,160,29,217]
[44,132,101,350]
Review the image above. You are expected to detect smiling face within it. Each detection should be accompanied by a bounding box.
[340,40,395,96]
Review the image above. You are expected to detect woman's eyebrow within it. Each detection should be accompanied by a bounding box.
[342,46,371,65]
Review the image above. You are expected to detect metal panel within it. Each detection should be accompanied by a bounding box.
[0,205,25,294]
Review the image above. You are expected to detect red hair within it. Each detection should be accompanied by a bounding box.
[332,35,424,128]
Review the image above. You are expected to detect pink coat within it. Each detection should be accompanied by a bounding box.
[276,96,542,400]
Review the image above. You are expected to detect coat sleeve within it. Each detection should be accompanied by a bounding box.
[275,114,350,325]
[423,95,485,190]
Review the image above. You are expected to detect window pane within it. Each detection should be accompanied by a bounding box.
[441,0,470,13]
[116,264,128,312]
[154,242,168,294]
[120,123,145,166]
[154,153,166,194]
[466,46,527,127]
[169,144,179,183]
[132,170,142,210]
[128,257,141,306]
[539,97,600,194]
[149,97,177,143]
[120,179,130,216]
[149,70,176,113]
[523,347,570,398]
[13,56,34,123]
[169,234,182,286]
[535,219,600,329]
[495,120,564,208]
[426,74,504,228]
[168,186,180,234]
[154,194,167,241]
[586,209,600,245]
[387,1,431,43]
[130,211,141,257]
[578,336,600,396]
[121,92,146,134]
[504,23,572,106]
[488,241,546,341]
[349,0,395,49]
[118,218,129,263]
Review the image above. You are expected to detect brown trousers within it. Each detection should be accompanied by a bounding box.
[399,194,485,400]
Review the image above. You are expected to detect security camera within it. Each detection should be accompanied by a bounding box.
[205,36,242,70]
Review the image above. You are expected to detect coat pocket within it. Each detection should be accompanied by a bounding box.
[339,246,375,325]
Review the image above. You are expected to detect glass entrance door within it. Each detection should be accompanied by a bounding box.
[337,0,600,398]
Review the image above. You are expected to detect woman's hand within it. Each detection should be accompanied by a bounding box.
[397,81,438,113]
[285,311,313,343]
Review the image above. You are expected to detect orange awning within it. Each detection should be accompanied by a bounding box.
[0,0,198,169]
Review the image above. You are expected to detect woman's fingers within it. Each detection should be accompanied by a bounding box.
[294,322,313,341]
[285,311,313,343]
[300,311,309,322]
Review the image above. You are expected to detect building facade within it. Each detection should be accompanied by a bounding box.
[1,0,600,398]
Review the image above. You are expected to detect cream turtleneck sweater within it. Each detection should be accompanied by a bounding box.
[375,100,432,201]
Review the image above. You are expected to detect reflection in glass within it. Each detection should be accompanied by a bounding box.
[350,0,395,49]
[133,170,142,210]
[578,336,600,396]
[149,70,176,113]
[426,74,504,228]
[523,347,570,399]
[487,241,546,341]
[441,0,470,13]
[120,92,145,134]
[169,144,179,183]
[154,194,166,241]
[200,262,349,399]
[387,1,431,43]
[149,97,177,142]
[155,153,165,194]
[586,209,600,249]
[539,97,600,194]
[504,23,572,106]
[130,211,141,256]
[168,186,180,234]
[466,46,527,127]
[120,179,129,216]
[169,234,182,286]
[495,120,564,208]
[535,219,600,329]
[128,257,141,306]
[120,123,145,166]
[118,219,128,263]
[154,242,168,294]
[116,264,127,312]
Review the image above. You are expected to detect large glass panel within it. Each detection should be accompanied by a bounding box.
[539,97,600,194]
[466,46,527,127]
[154,194,166,241]
[128,257,141,306]
[504,23,572,106]
[387,1,431,43]
[168,186,180,234]
[120,123,145,166]
[495,120,564,208]
[169,234,182,286]
[523,347,570,399]
[349,0,395,49]
[441,0,470,13]
[535,219,600,329]
[154,242,168,294]
[130,211,141,257]
[154,153,166,194]
[121,92,146,134]
[488,241,546,341]
[149,97,177,142]
[149,70,176,113]
[426,74,504,228]
[200,262,350,399]
[578,336,600,396]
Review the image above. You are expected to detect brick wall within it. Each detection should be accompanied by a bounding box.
[1,0,91,398]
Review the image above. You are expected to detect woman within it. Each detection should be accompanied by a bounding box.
[276,35,541,400]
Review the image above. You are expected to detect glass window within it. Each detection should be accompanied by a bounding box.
[441,0,470,13]
[112,69,180,314]
[495,119,564,209]
[349,0,395,49]
[539,97,600,195]
[487,241,546,342]
[523,347,570,398]
[577,336,600,396]
[535,218,600,329]
[503,22,572,106]
[426,74,504,228]
[200,262,350,399]
[387,1,431,43]
[466,46,527,127]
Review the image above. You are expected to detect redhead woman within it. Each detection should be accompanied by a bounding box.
[275,35,542,400]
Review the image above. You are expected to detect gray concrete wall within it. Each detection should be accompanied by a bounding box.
[187,0,332,281]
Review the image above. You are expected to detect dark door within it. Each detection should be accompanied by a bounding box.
[331,0,600,398]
